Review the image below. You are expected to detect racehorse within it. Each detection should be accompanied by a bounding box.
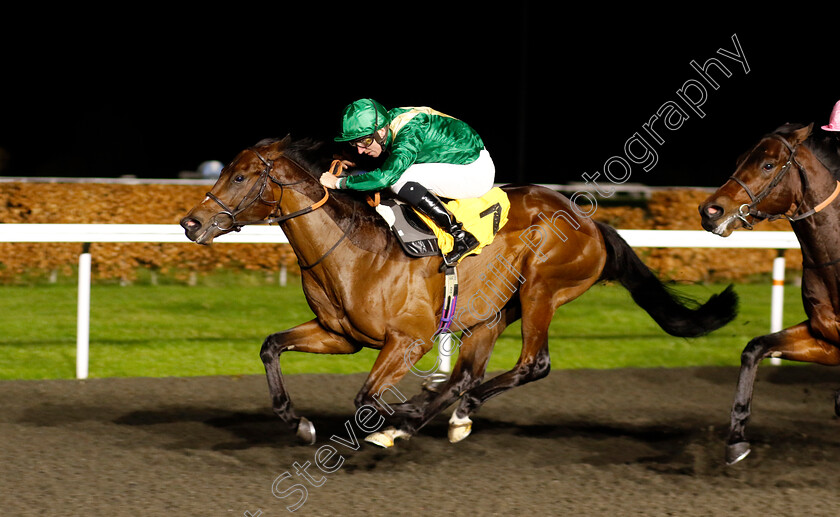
[181,135,738,446]
[699,122,840,464]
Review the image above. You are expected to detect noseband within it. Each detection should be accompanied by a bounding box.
[728,134,840,228]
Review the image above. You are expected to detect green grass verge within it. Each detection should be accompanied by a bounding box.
[0,276,806,380]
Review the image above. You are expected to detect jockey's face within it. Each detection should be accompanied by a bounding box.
[357,139,382,157]
[353,128,387,157]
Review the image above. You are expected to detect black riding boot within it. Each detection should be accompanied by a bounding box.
[398,182,480,266]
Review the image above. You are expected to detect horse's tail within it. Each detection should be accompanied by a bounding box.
[596,221,738,337]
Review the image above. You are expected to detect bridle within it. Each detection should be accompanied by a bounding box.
[204,148,335,232]
[728,134,840,229]
[204,148,351,269]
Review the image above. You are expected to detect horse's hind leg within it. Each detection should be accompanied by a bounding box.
[260,318,360,444]
[447,298,555,442]
[386,306,518,441]
[727,321,840,465]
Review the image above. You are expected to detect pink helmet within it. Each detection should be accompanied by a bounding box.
[822,100,840,132]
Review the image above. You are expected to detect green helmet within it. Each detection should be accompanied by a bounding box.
[334,98,390,142]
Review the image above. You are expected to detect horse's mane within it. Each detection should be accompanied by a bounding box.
[255,136,330,179]
[255,136,393,236]
[810,135,840,181]
[774,123,840,180]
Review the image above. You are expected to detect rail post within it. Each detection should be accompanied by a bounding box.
[769,250,786,365]
[76,243,92,379]
[437,333,453,374]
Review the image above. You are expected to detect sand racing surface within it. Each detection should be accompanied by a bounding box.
[2,365,840,516]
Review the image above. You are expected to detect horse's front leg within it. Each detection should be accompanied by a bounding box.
[260,318,360,444]
[349,328,444,446]
[727,322,840,465]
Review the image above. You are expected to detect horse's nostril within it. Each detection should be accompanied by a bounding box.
[703,205,724,219]
[180,217,200,230]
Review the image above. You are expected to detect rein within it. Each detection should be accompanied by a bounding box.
[729,134,840,229]
[205,150,349,268]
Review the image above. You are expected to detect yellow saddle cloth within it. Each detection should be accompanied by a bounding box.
[414,187,510,262]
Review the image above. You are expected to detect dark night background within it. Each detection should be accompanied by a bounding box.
[1,7,836,188]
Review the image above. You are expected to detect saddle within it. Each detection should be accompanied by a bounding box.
[375,198,442,257]
[373,187,511,262]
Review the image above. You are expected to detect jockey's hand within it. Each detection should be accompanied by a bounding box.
[320,160,355,189]
[319,172,340,189]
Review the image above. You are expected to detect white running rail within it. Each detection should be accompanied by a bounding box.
[0,225,799,378]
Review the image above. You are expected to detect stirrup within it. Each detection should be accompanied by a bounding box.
[443,232,479,265]
[421,372,449,393]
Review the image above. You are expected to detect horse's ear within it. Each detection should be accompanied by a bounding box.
[790,123,814,145]
[264,135,292,155]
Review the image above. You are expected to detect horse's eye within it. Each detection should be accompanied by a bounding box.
[234,175,245,183]
[763,163,774,171]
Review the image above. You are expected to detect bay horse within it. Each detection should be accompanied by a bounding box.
[181,135,737,446]
[700,122,840,464]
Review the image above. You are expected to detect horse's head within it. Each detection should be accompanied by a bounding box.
[699,123,814,237]
[181,137,294,244]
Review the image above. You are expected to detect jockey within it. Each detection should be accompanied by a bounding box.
[319,98,495,266]
[821,100,840,162]
[822,100,840,133]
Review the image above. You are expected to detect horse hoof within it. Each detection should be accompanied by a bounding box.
[296,417,316,445]
[365,426,410,448]
[725,441,751,465]
[365,431,394,448]
[448,414,472,443]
